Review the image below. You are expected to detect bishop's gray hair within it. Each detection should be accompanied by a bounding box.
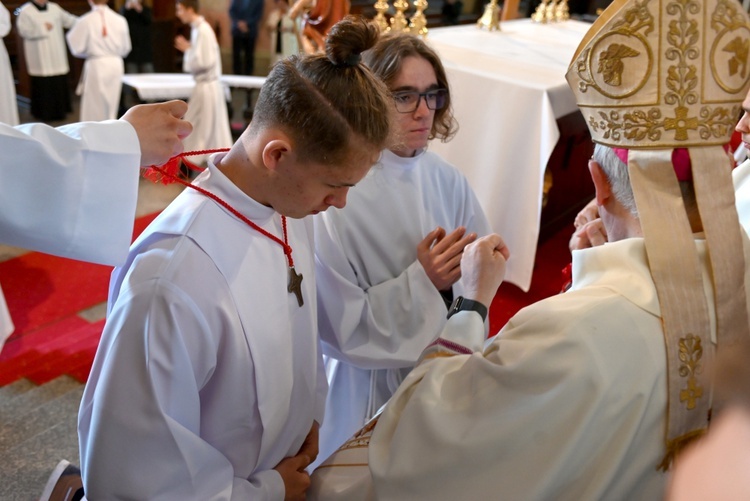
[592,143,639,218]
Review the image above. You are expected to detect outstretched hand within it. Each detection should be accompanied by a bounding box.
[417,226,478,292]
[121,100,192,167]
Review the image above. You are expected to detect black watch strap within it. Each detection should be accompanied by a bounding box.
[447,296,488,322]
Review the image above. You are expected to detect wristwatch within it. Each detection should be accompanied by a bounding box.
[447,296,488,322]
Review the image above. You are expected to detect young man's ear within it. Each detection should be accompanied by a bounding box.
[588,158,613,207]
[261,138,293,172]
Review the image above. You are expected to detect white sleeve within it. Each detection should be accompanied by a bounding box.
[184,25,216,74]
[314,216,449,370]
[0,3,11,38]
[117,16,132,57]
[64,17,87,57]
[0,121,140,266]
[16,8,49,39]
[59,5,78,29]
[79,279,286,500]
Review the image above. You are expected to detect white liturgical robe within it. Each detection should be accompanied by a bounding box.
[66,5,131,121]
[79,159,327,500]
[372,238,750,499]
[16,1,77,76]
[0,121,140,266]
[0,2,19,125]
[311,237,750,500]
[182,17,232,162]
[314,148,491,467]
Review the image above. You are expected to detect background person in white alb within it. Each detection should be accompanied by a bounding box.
[66,0,131,121]
[174,0,232,166]
[15,0,77,121]
[0,1,19,125]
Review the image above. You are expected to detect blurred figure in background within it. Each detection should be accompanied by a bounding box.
[16,0,77,122]
[0,1,19,125]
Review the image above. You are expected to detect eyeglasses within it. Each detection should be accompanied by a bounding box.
[391,89,448,113]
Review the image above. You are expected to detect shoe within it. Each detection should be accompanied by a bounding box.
[39,459,84,501]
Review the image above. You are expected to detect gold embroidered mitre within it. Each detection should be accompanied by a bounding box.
[568,0,748,148]
[566,0,750,469]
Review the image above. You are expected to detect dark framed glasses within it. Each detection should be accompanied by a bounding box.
[392,89,448,113]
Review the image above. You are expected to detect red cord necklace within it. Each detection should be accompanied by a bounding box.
[144,149,304,307]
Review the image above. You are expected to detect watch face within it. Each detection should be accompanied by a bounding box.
[447,296,487,321]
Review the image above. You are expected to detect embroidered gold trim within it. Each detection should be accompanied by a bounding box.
[678,333,704,409]
[709,0,750,94]
[575,0,654,99]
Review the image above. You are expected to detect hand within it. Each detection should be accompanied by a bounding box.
[297,421,319,465]
[174,35,190,52]
[237,20,249,33]
[120,100,192,167]
[569,218,607,251]
[417,227,478,292]
[274,453,312,501]
[460,234,509,308]
[45,22,53,31]
[574,198,599,229]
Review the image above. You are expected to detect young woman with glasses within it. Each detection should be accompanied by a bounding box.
[313,32,493,468]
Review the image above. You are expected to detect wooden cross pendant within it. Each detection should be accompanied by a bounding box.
[288,267,304,307]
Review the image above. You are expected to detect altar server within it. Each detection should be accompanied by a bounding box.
[66,0,131,122]
[174,0,232,165]
[0,2,19,125]
[15,0,77,121]
[75,17,392,500]
[313,32,491,467]
[309,0,750,499]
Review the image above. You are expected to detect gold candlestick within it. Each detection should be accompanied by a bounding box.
[531,0,548,23]
[544,0,557,23]
[408,0,428,36]
[477,0,501,31]
[373,0,389,31]
[554,0,569,22]
[390,0,409,32]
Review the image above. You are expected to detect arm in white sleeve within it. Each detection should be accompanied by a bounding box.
[184,23,216,74]
[315,218,449,370]
[0,3,11,38]
[0,121,141,266]
[59,5,78,29]
[65,18,89,57]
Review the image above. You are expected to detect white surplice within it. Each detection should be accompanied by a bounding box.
[182,17,232,163]
[0,121,140,266]
[78,159,327,500]
[313,148,491,468]
[16,1,77,76]
[0,2,19,125]
[66,5,131,121]
[311,238,750,500]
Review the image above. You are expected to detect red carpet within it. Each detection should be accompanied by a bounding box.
[0,215,573,387]
[0,213,159,386]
